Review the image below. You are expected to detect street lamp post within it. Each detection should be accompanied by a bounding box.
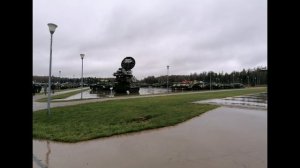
[80,54,85,99]
[47,23,57,116]
[59,70,61,90]
[247,76,250,87]
[167,65,170,93]
[210,72,212,90]
[258,68,267,85]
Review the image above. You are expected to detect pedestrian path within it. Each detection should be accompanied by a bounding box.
[33,88,267,168]
[33,106,267,168]
[33,87,265,112]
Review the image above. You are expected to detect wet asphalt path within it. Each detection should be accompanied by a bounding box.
[33,87,264,112]
[33,89,267,168]
[33,106,267,168]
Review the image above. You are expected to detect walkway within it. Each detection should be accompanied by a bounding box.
[33,90,267,168]
[33,87,264,111]
[33,106,267,168]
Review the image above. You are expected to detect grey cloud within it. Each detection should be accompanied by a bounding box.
[33,0,267,79]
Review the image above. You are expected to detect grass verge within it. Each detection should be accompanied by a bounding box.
[33,87,266,142]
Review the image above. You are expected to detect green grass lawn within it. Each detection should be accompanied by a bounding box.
[36,88,90,102]
[33,87,266,142]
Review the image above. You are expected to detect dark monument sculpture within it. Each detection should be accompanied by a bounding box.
[113,57,140,93]
[89,56,140,94]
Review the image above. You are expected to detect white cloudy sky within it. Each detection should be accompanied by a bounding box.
[33,0,267,80]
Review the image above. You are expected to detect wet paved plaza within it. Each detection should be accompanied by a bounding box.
[33,92,267,168]
[61,87,170,100]
[193,92,267,110]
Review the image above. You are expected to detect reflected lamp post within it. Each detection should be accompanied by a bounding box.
[80,54,85,99]
[47,23,57,116]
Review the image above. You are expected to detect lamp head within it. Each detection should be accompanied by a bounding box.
[48,23,57,34]
[80,54,85,59]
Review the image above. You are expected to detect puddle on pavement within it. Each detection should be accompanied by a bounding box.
[194,92,267,110]
[33,92,267,167]
[61,87,170,100]
[33,107,267,168]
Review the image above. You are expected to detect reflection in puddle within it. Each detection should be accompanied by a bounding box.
[46,141,51,167]
[33,154,47,168]
[33,141,51,168]
[33,107,267,168]
[62,87,170,100]
[33,91,267,168]
[194,92,267,110]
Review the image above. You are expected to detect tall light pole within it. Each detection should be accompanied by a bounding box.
[47,23,57,116]
[247,76,250,87]
[80,54,85,99]
[59,70,61,90]
[210,72,212,90]
[167,65,170,92]
[258,68,267,85]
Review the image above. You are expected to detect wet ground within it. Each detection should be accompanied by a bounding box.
[33,87,255,111]
[193,92,267,110]
[60,87,170,100]
[33,92,267,168]
[33,88,170,111]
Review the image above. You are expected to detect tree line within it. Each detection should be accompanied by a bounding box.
[140,66,267,86]
[33,66,267,86]
[32,76,115,85]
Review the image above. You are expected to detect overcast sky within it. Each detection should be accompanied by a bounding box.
[33,0,267,80]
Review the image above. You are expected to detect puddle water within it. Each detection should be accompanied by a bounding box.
[33,107,267,168]
[33,92,267,167]
[62,87,170,100]
[194,92,267,110]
